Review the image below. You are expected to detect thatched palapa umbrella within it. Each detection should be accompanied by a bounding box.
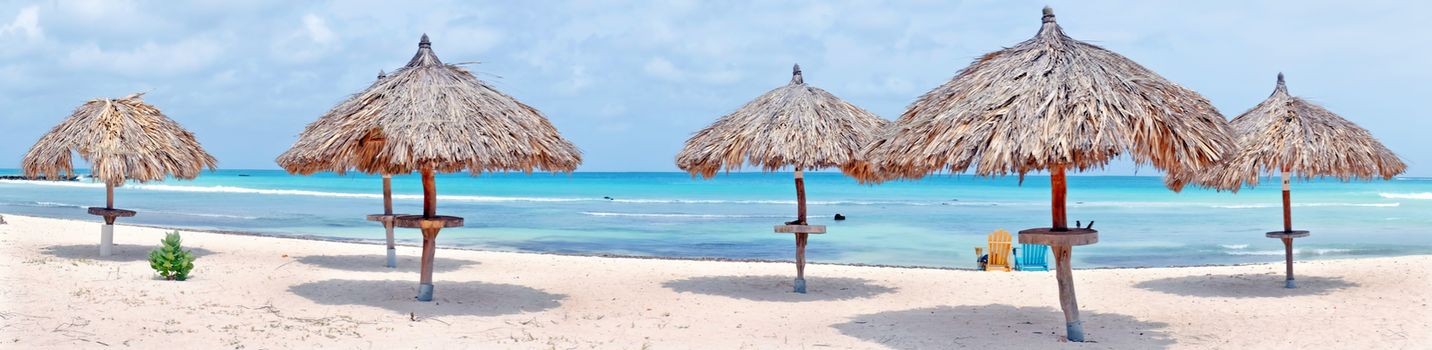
[677,64,888,293]
[1169,73,1405,288]
[22,93,217,256]
[859,8,1232,341]
[277,35,582,302]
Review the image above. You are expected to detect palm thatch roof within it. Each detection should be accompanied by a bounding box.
[276,34,582,175]
[21,93,216,185]
[859,7,1232,184]
[1167,74,1405,191]
[676,64,889,178]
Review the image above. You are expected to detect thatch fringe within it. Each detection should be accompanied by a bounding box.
[1166,73,1405,191]
[21,93,216,185]
[676,64,889,177]
[859,7,1232,186]
[276,34,582,175]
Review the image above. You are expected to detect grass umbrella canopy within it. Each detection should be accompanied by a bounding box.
[859,7,1232,183]
[276,34,582,175]
[676,64,889,178]
[1167,74,1406,191]
[21,93,217,185]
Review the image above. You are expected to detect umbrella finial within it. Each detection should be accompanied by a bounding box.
[406,34,443,67]
[1042,6,1056,23]
[1274,72,1289,94]
[792,64,804,84]
[378,69,387,79]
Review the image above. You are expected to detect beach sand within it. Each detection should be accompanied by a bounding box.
[0,214,1428,349]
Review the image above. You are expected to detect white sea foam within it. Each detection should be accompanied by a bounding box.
[1064,200,1397,209]
[2,179,956,205]
[1220,244,1249,250]
[1379,192,1432,200]
[605,198,952,206]
[1211,202,1399,209]
[0,178,1413,209]
[25,201,85,208]
[1225,248,1353,256]
[1,180,593,203]
[580,212,787,219]
[148,210,260,220]
[0,180,104,188]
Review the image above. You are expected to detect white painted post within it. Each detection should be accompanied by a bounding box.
[100,224,114,256]
[385,221,397,268]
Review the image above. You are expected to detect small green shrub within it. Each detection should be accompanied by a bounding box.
[148,231,196,281]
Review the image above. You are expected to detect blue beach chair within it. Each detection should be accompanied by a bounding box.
[1014,243,1049,271]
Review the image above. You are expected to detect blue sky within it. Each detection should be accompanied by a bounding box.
[0,0,1426,175]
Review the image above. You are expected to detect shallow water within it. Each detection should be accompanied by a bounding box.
[2,169,1428,268]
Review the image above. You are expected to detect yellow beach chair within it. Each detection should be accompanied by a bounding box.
[975,229,1013,271]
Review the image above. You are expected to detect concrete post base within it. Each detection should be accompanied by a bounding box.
[417,283,434,302]
[1285,279,1296,289]
[793,278,807,294]
[1066,320,1085,342]
[100,224,114,256]
[386,247,397,268]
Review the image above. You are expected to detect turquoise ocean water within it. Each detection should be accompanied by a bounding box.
[2,169,1429,268]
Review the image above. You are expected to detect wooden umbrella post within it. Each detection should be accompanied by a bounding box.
[383,175,397,268]
[794,168,807,225]
[366,175,400,268]
[1282,170,1293,287]
[1266,167,1307,289]
[1051,166,1068,231]
[774,168,823,294]
[793,168,808,293]
[1019,164,1097,342]
[422,169,436,218]
[394,168,463,302]
[417,169,438,300]
[1049,165,1080,341]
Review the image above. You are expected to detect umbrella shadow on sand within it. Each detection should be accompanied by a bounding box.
[1133,274,1358,298]
[663,275,896,302]
[40,243,217,262]
[294,254,479,273]
[289,279,564,317]
[832,304,1175,349]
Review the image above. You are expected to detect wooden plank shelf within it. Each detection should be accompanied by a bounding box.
[394,215,464,229]
[774,224,827,234]
[366,214,399,223]
[1265,230,1310,239]
[1018,227,1098,246]
[87,207,137,218]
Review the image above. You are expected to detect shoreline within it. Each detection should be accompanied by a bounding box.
[8,212,1417,272]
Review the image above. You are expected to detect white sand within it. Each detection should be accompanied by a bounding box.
[1,214,1428,349]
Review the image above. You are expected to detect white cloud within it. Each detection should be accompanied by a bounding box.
[438,26,503,55]
[642,57,742,84]
[0,5,42,40]
[558,65,592,94]
[65,38,224,76]
[302,14,335,44]
[643,57,682,81]
[270,14,340,63]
